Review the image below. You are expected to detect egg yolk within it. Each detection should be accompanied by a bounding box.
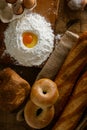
[22,32,38,48]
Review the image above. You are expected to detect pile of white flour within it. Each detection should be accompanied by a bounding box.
[4,13,54,67]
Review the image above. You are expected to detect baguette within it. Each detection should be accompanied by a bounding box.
[76,108,87,130]
[54,32,87,120]
[52,70,87,130]
[36,31,79,80]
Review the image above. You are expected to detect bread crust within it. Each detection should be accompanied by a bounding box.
[54,32,87,121]
[0,68,31,111]
[52,70,87,130]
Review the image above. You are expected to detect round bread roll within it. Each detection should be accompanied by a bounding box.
[24,100,55,129]
[30,78,59,108]
[0,68,31,111]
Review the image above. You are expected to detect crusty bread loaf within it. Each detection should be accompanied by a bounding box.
[0,67,31,111]
[53,32,87,121]
[52,70,87,130]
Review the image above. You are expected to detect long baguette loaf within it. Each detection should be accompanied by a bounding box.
[52,70,87,130]
[36,31,79,80]
[76,108,87,130]
[53,32,87,121]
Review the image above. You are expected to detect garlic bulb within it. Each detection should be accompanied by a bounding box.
[67,0,87,10]
[0,0,7,10]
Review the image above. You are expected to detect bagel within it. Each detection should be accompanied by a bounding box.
[30,78,59,108]
[24,100,55,129]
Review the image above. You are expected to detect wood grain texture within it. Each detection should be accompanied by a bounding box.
[34,0,59,28]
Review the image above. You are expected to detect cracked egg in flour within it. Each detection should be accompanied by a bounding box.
[4,13,54,67]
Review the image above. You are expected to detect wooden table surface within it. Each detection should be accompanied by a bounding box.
[0,0,87,130]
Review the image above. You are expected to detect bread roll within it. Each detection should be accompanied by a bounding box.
[52,70,87,130]
[0,68,31,111]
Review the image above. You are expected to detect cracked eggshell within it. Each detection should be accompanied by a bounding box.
[1,5,13,22]
[0,4,14,23]
[13,2,24,15]
[0,0,37,23]
[0,0,7,10]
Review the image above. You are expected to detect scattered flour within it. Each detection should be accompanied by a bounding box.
[4,13,54,67]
